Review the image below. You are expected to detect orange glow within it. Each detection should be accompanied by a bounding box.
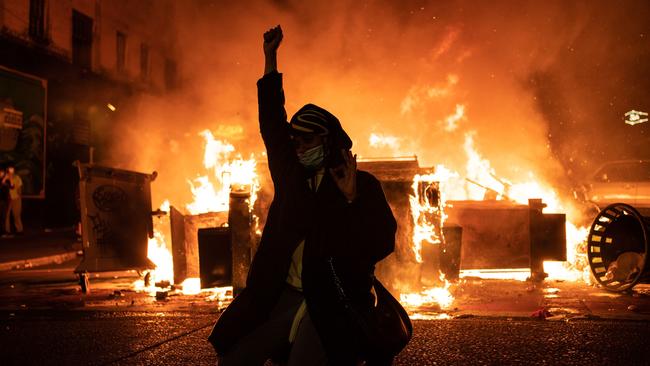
[134,131,260,296]
[400,274,454,310]
[180,278,202,295]
[409,165,457,262]
[460,269,530,281]
[187,130,259,215]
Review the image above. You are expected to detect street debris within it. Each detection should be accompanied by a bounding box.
[530,308,551,319]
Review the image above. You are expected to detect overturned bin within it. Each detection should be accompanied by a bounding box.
[588,203,650,292]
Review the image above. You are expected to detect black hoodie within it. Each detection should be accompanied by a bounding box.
[209,71,396,365]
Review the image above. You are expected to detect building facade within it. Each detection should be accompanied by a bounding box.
[0,0,178,227]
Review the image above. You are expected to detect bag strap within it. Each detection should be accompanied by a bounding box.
[328,258,349,302]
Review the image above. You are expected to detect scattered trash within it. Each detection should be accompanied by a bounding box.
[155,291,168,301]
[604,252,643,283]
[108,290,124,299]
[628,304,639,312]
[453,314,474,319]
[530,308,551,319]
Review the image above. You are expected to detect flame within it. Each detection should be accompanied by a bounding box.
[133,131,260,298]
[463,132,504,200]
[402,127,590,307]
[402,166,457,312]
[409,175,441,263]
[180,278,202,295]
[409,166,457,262]
[187,130,259,215]
[133,200,175,294]
[147,219,174,285]
[460,132,590,281]
[400,274,454,310]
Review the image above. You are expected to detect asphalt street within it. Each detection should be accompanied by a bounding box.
[2,310,649,366]
[2,259,650,365]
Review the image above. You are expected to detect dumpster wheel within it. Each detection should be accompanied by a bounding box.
[78,272,90,294]
[587,203,649,292]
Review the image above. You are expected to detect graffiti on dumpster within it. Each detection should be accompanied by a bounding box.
[88,213,113,247]
[93,185,127,212]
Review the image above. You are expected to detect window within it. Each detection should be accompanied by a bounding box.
[72,106,91,146]
[116,32,126,72]
[140,43,149,80]
[72,10,93,69]
[29,0,46,41]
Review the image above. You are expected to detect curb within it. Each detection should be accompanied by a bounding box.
[0,251,79,272]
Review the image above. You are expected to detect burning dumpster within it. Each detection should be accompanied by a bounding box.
[75,163,157,288]
[588,203,650,291]
[446,198,566,279]
[358,157,567,284]
[169,185,254,294]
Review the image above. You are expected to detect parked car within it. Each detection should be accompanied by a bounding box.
[582,160,650,210]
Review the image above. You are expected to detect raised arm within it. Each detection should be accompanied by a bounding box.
[263,25,283,75]
[258,26,304,191]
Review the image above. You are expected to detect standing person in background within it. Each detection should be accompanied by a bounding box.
[0,167,8,236]
[3,164,23,237]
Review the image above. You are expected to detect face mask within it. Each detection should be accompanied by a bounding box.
[298,144,325,170]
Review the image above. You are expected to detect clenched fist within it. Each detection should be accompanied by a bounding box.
[263,25,283,56]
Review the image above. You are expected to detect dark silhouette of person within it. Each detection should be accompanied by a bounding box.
[2,163,23,236]
[0,166,9,235]
[208,25,397,365]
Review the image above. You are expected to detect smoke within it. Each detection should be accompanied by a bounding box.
[103,0,650,210]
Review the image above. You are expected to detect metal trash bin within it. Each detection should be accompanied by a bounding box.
[588,203,650,292]
[75,163,156,276]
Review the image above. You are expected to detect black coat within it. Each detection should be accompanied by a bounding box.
[209,72,397,365]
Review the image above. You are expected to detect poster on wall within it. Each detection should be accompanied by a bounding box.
[0,66,47,198]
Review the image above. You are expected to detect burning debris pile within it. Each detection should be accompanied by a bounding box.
[127,124,593,318]
[132,129,260,304]
[362,129,592,317]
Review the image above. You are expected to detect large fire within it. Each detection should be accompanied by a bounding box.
[138,121,590,318]
[397,116,590,313]
[135,130,258,298]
